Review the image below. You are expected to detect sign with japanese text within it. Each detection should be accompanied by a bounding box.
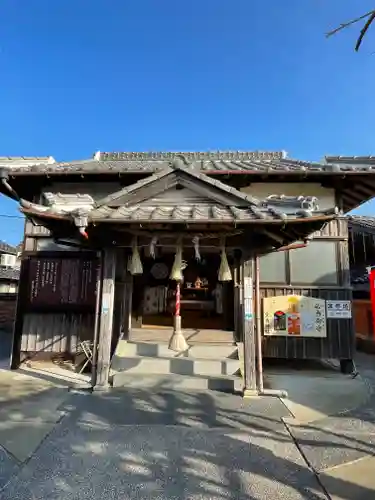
[243,277,253,321]
[263,295,327,337]
[326,300,352,319]
[28,256,97,308]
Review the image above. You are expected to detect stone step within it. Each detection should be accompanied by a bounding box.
[111,355,240,376]
[111,372,243,392]
[114,340,238,360]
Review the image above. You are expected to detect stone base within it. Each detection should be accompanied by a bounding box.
[92,384,111,392]
[242,388,259,398]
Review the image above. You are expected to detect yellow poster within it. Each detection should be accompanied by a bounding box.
[263,295,326,337]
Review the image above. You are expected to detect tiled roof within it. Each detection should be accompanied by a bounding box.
[348,215,375,231]
[89,202,337,223]
[24,192,337,225]
[97,151,287,161]
[94,161,260,208]
[0,241,17,255]
[23,160,338,224]
[3,151,375,176]
[351,265,371,285]
[326,156,375,165]
[0,267,20,280]
[0,156,55,167]
[352,274,369,285]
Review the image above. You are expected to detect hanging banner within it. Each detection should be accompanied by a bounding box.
[263,295,327,337]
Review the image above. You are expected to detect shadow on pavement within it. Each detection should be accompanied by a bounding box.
[0,330,12,370]
[0,382,374,499]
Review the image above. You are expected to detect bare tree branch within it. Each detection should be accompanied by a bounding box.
[326,10,375,38]
[355,11,375,51]
[326,9,375,51]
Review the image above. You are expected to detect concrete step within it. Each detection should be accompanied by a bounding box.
[114,340,238,360]
[111,372,243,392]
[111,355,240,376]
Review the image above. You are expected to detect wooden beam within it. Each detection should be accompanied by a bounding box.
[260,228,285,245]
[355,181,375,197]
[95,247,117,389]
[242,258,257,396]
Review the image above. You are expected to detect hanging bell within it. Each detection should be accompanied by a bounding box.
[128,237,143,275]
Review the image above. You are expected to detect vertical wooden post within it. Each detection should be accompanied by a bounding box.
[95,248,117,389]
[126,275,133,339]
[242,258,257,397]
[254,255,264,392]
[91,251,103,387]
[233,253,241,342]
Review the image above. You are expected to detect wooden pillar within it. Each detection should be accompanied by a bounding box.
[233,253,241,342]
[254,255,264,392]
[126,275,133,339]
[95,248,117,389]
[242,258,257,397]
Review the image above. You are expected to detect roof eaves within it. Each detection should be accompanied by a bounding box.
[0,267,20,280]
[0,241,17,255]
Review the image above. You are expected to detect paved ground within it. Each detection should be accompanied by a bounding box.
[0,350,374,499]
[0,329,12,369]
[265,358,369,423]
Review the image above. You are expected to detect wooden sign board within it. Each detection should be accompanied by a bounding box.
[28,256,97,308]
[263,295,327,338]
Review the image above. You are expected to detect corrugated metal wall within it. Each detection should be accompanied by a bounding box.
[259,219,353,360]
[20,313,94,357]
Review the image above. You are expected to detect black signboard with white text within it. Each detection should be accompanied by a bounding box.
[27,255,97,308]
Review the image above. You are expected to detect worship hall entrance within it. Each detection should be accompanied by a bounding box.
[130,250,235,338]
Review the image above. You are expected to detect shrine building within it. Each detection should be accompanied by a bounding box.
[1,151,374,394]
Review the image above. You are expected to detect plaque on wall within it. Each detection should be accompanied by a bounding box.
[326,300,352,319]
[28,256,97,308]
[263,295,327,338]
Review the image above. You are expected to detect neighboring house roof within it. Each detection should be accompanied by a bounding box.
[0,241,17,255]
[0,156,55,168]
[348,215,375,233]
[0,267,20,281]
[15,242,23,254]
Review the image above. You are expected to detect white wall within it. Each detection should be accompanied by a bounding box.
[0,253,17,267]
[240,183,336,211]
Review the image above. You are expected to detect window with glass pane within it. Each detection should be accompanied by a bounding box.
[290,242,338,284]
[259,251,287,283]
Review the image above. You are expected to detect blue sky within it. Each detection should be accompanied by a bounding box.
[1,0,375,244]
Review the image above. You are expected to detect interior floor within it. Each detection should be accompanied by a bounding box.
[129,327,235,344]
[142,310,224,330]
